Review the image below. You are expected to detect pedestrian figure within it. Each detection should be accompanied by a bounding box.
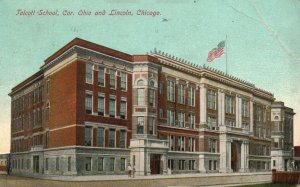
[127,164,132,178]
[167,167,171,175]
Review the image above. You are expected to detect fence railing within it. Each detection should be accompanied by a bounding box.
[272,169,300,184]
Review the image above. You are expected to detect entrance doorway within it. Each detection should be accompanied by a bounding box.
[150,154,161,174]
[33,156,39,173]
[231,143,237,172]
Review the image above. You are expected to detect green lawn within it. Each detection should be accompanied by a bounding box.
[239,183,296,187]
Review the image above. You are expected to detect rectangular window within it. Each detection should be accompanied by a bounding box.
[84,126,92,146]
[85,93,93,115]
[109,158,115,171]
[167,80,175,101]
[242,99,249,117]
[28,112,30,128]
[120,101,126,119]
[109,129,115,148]
[98,66,105,86]
[86,63,93,84]
[68,157,71,171]
[159,108,163,118]
[189,160,195,170]
[120,72,127,90]
[120,158,126,171]
[97,127,104,147]
[273,160,276,167]
[45,131,49,148]
[97,96,104,116]
[33,110,36,127]
[149,89,155,107]
[85,157,92,171]
[27,159,30,169]
[188,87,195,107]
[177,112,185,128]
[207,116,217,130]
[22,114,24,130]
[207,90,217,110]
[109,69,116,89]
[120,130,126,148]
[208,139,217,152]
[109,98,115,118]
[168,159,174,170]
[27,94,30,108]
[56,157,59,171]
[159,82,164,95]
[179,136,185,151]
[179,160,185,170]
[242,122,249,130]
[46,80,50,94]
[189,137,195,152]
[169,135,175,151]
[214,160,217,170]
[137,88,145,105]
[188,113,195,129]
[256,106,262,121]
[46,158,49,170]
[137,117,144,134]
[225,119,235,127]
[167,110,175,126]
[98,157,103,171]
[149,117,155,135]
[225,95,234,114]
[209,160,212,170]
[273,122,280,131]
[178,84,185,104]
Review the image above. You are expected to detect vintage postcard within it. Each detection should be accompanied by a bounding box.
[0,0,299,186]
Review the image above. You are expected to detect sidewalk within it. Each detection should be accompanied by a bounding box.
[1,172,272,187]
[22,171,272,181]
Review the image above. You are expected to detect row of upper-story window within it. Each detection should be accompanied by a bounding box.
[136,116,155,135]
[12,81,50,115]
[168,135,217,153]
[165,110,195,129]
[161,80,196,107]
[207,90,270,122]
[84,126,127,148]
[12,107,50,132]
[161,84,269,122]
[249,143,270,156]
[168,159,197,171]
[136,80,156,107]
[85,92,127,119]
[85,63,127,91]
[12,132,48,152]
[254,126,271,139]
[168,135,196,152]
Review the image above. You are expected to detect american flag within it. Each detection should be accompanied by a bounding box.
[207,41,225,62]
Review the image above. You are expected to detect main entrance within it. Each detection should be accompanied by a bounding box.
[150,154,161,174]
[33,156,39,173]
[231,143,238,172]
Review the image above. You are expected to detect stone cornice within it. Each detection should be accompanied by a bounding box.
[151,51,274,101]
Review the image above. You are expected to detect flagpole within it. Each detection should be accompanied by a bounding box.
[226,34,228,75]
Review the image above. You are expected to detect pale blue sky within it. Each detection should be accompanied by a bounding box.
[0,0,299,153]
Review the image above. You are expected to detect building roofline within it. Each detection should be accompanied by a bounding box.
[151,52,274,100]
[44,38,134,64]
[9,70,44,97]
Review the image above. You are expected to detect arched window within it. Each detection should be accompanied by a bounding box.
[137,79,144,86]
[149,80,155,87]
